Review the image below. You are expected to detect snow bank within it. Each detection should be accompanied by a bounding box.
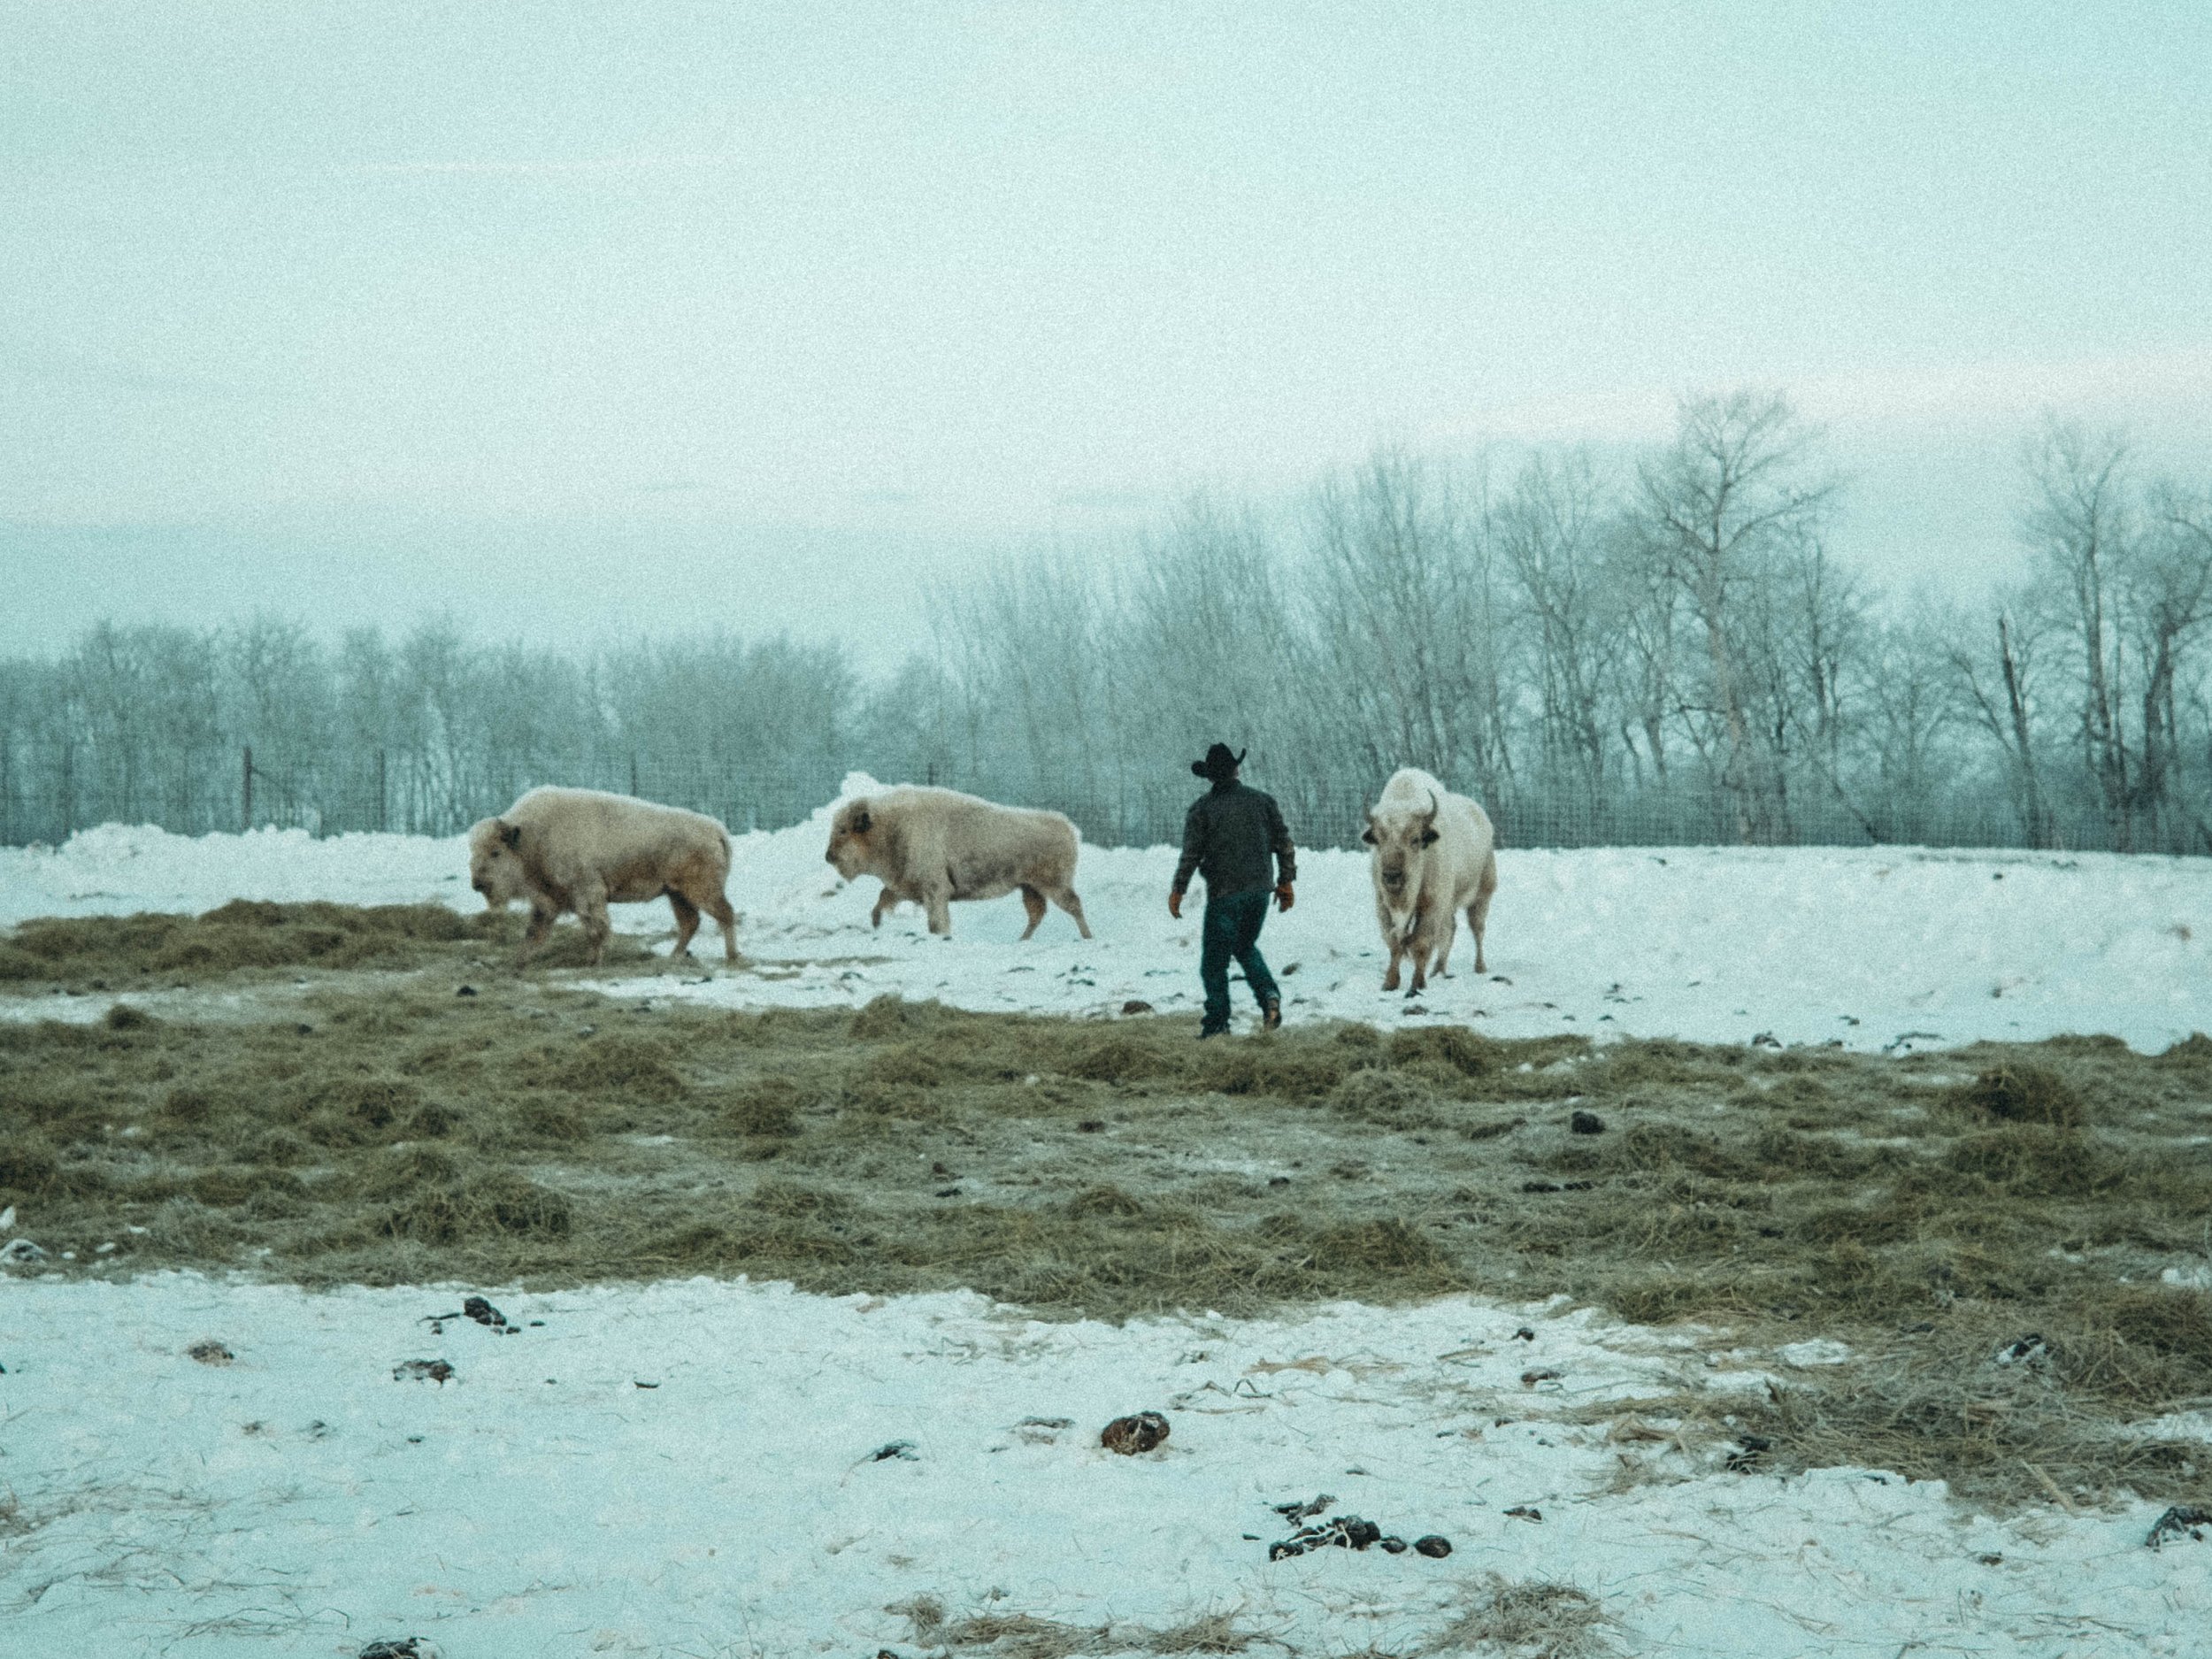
[1,1275,2199,1657]
[4,779,2207,1051]
[0,820,473,918]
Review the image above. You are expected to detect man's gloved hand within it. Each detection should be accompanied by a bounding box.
[1168,888,1185,919]
[1275,881,1295,913]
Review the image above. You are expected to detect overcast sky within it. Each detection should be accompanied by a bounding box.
[4,2,2209,664]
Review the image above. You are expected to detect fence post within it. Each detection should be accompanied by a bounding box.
[630,752,640,799]
[242,747,253,833]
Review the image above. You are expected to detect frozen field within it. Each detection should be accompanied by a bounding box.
[4,788,2209,1657]
[4,1275,2206,1659]
[3,774,2206,1051]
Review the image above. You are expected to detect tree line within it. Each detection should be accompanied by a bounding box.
[4,392,2208,853]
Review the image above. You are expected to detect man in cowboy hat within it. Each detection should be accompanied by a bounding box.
[1170,743,1296,1037]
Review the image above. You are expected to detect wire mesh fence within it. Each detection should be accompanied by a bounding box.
[0,738,2185,856]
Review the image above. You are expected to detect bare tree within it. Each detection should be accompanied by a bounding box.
[1601,520,1682,790]
[6,409,2209,857]
[1636,391,1839,841]
[2134,482,2212,846]
[1864,607,1962,837]
[1118,495,1310,825]
[1494,449,1616,799]
[1947,596,2056,848]
[1304,449,1509,795]
[930,550,1118,811]
[2022,420,2137,843]
[854,653,962,788]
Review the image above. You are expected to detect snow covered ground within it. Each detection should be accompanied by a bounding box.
[6,790,2208,1655]
[4,1274,2203,1658]
[4,777,2206,1051]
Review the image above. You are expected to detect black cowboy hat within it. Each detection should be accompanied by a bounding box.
[1191,742,1247,780]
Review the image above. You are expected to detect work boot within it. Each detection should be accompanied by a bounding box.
[1197,1022,1229,1040]
[1262,997,1282,1033]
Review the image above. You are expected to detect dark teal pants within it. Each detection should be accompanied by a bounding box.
[1201,887,1279,1032]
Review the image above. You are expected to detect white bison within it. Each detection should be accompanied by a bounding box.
[825,785,1092,940]
[1363,767,1498,995]
[467,786,738,966]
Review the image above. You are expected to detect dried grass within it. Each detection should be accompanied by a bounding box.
[887,1595,1258,1657]
[1947,1063,2086,1127]
[1701,1302,2212,1511]
[0,901,480,983]
[1420,1575,1609,1659]
[4,922,2211,1508]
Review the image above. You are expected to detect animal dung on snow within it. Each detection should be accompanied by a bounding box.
[392,1358,455,1384]
[422,1295,515,1337]
[1100,1410,1171,1454]
[1724,1434,1774,1473]
[186,1338,234,1366]
[1412,1534,1454,1558]
[1270,1514,1376,1556]
[2147,1505,2212,1549]
[1269,1510,1438,1560]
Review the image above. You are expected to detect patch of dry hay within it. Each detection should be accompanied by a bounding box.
[888,1595,1260,1657]
[1420,1575,1609,1659]
[4,934,2211,1510]
[1947,1063,2087,1127]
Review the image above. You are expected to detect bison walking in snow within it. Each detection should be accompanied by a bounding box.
[825,786,1092,940]
[467,787,739,966]
[1363,767,1497,995]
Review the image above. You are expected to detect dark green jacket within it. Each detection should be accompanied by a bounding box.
[1173,781,1295,896]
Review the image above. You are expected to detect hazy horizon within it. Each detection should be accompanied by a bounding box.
[6,3,2209,663]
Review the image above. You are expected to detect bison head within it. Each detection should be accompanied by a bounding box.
[466,816,531,908]
[824,798,876,879]
[1362,789,1440,900]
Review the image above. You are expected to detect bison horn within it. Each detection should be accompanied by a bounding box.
[1416,789,1441,845]
[497,820,521,850]
[853,808,872,833]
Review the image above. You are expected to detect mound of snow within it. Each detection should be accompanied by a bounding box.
[0,823,471,920]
